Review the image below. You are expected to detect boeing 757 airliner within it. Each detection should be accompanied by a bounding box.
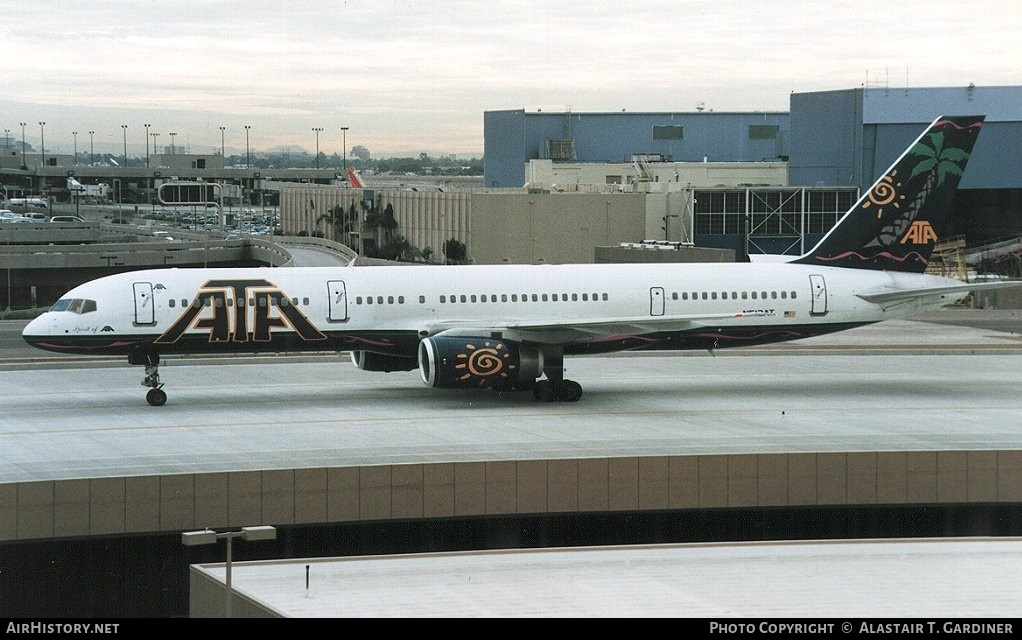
[22,115,1019,405]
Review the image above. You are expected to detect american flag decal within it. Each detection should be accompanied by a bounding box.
[784,310,796,318]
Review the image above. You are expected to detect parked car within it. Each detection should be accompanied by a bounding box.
[49,216,87,223]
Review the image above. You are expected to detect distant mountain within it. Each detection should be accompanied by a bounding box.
[264,145,310,156]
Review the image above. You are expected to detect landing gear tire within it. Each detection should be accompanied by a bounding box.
[555,380,582,402]
[533,379,582,402]
[146,388,168,407]
[533,380,556,402]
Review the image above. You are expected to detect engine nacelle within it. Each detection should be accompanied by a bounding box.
[350,350,419,372]
[418,336,543,389]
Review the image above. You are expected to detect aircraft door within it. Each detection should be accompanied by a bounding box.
[133,282,155,325]
[327,280,348,322]
[650,287,665,316]
[809,275,827,315]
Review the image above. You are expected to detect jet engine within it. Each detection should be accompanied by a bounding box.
[418,336,543,389]
[350,350,419,372]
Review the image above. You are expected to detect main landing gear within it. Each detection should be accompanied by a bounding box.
[532,347,582,402]
[129,350,167,406]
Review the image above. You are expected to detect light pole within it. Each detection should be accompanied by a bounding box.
[312,127,323,169]
[121,124,127,167]
[38,122,46,166]
[181,526,277,618]
[144,123,150,167]
[19,122,27,170]
[89,131,94,166]
[169,132,176,156]
[244,125,251,168]
[151,132,159,160]
[341,126,349,173]
[219,126,225,160]
[71,131,78,166]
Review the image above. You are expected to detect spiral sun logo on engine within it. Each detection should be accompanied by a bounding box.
[456,341,517,385]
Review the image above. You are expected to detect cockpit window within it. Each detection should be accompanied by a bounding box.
[49,298,97,314]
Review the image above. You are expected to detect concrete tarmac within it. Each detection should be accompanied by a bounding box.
[3,312,1022,484]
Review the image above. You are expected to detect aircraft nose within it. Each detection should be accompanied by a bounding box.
[22,314,51,342]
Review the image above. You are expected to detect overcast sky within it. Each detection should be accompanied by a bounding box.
[2,0,1019,158]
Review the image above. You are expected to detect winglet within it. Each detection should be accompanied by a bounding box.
[793,115,984,273]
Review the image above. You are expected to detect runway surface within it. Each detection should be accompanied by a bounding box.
[3,311,1022,484]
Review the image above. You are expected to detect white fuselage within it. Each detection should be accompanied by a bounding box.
[22,262,961,355]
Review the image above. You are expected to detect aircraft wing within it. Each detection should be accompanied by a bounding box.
[424,311,741,344]
[856,280,1022,305]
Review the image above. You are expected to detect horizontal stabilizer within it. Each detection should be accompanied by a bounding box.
[856,280,1022,305]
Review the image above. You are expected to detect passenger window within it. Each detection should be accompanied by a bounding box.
[542,294,548,301]
[531,294,538,302]
[366,297,373,305]
[551,294,558,301]
[771,291,777,299]
[602,293,608,301]
[460,295,467,303]
[582,293,589,301]
[790,291,797,299]
[388,296,394,304]
[169,299,176,308]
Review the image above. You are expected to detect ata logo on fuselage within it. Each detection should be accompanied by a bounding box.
[155,278,326,344]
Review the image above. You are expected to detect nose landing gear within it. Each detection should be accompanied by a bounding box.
[129,350,167,406]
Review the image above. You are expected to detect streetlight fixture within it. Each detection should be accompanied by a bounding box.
[181,525,277,618]
[144,124,151,167]
[312,127,323,169]
[169,132,177,156]
[38,122,46,166]
[121,124,128,167]
[89,131,95,166]
[244,125,251,168]
[19,122,27,170]
[341,126,349,173]
[71,131,78,166]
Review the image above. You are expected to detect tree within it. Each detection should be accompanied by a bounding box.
[443,237,467,264]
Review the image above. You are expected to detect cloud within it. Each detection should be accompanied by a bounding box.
[2,0,1020,156]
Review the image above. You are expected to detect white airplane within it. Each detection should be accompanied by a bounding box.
[23,115,1020,406]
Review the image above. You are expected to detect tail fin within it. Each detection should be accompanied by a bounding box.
[347,167,365,188]
[793,115,984,272]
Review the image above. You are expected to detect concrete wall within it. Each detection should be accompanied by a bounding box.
[4,450,1021,542]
